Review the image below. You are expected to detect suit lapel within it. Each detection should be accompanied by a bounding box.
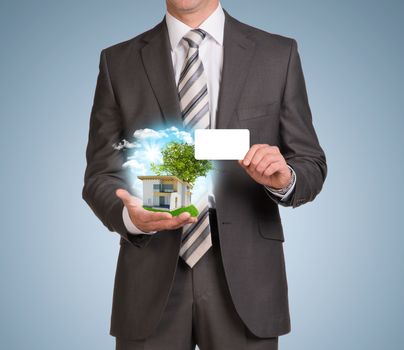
[140,18,183,127]
[215,10,256,129]
[140,10,256,130]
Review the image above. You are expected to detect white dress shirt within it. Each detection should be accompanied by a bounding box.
[123,2,296,234]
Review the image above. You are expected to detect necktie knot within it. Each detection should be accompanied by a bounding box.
[183,28,207,48]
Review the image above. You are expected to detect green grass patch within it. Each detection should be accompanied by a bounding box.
[143,204,199,217]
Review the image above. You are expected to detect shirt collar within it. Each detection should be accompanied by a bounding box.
[165,2,225,50]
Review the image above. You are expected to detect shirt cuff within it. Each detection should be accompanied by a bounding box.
[264,165,296,202]
[122,205,157,235]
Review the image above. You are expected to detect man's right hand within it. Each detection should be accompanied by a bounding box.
[116,189,197,233]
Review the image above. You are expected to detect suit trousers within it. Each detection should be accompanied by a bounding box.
[115,209,279,350]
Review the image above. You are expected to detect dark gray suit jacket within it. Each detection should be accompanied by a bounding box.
[82,9,327,341]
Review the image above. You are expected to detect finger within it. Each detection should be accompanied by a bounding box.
[149,212,194,231]
[170,212,192,226]
[254,154,280,176]
[263,161,283,178]
[251,145,283,172]
[140,211,191,229]
[149,218,186,231]
[168,218,196,230]
[136,207,173,223]
[248,146,274,172]
[180,217,197,226]
[241,144,267,166]
[178,212,191,220]
[115,189,140,208]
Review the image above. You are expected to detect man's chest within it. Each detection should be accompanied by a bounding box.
[113,47,286,146]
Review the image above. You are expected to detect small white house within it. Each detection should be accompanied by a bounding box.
[138,175,192,211]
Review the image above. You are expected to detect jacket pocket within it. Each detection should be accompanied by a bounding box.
[258,215,285,242]
[236,101,280,121]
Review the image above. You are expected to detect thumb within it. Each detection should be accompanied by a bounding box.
[115,189,138,208]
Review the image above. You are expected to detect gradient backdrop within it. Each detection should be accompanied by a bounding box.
[1,0,403,349]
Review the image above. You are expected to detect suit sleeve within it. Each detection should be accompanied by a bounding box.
[264,39,327,208]
[82,49,152,247]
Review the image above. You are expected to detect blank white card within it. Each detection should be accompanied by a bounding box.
[194,129,250,160]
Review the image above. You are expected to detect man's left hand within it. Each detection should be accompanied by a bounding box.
[238,144,292,189]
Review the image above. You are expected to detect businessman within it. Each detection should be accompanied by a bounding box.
[82,1,327,349]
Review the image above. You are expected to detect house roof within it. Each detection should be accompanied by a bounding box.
[137,175,192,187]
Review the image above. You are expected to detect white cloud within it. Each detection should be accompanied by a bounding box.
[166,126,179,132]
[122,159,146,174]
[163,126,193,144]
[112,139,139,150]
[132,127,193,144]
[176,130,193,144]
[133,128,167,140]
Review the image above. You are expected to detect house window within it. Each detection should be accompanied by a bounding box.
[162,184,173,192]
[153,183,174,193]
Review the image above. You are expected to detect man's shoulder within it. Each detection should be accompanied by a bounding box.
[229,14,297,50]
[101,20,163,57]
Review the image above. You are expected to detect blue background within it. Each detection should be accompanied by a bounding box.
[1,0,403,349]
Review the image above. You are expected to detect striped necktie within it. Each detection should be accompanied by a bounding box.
[178,28,212,268]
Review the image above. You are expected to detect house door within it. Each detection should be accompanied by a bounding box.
[159,196,165,206]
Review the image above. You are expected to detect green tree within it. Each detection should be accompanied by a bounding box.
[151,142,213,186]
